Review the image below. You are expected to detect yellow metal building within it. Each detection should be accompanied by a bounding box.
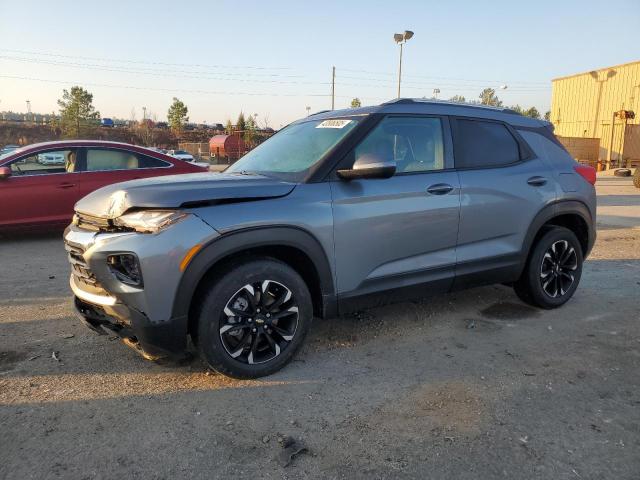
[550,60,640,168]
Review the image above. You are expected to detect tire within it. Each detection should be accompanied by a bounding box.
[514,226,584,309]
[614,168,631,177]
[634,168,640,189]
[195,258,313,379]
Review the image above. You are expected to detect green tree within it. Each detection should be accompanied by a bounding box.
[449,95,466,103]
[167,97,189,131]
[523,107,540,119]
[509,104,525,115]
[225,119,234,135]
[479,88,503,107]
[544,110,551,121]
[57,86,100,138]
[244,115,258,145]
[350,98,362,108]
[236,112,246,133]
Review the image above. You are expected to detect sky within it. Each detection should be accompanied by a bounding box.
[0,0,638,128]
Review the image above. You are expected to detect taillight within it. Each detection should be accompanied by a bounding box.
[574,165,596,185]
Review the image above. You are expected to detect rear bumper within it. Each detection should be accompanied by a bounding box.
[73,295,188,360]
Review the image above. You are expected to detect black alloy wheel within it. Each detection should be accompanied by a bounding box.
[196,258,313,378]
[219,280,299,365]
[514,226,584,309]
[539,240,578,298]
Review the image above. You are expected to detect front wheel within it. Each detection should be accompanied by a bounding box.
[514,226,584,309]
[195,258,313,378]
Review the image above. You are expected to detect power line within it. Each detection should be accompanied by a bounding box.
[0,56,324,85]
[0,74,331,98]
[0,48,292,71]
[338,67,550,86]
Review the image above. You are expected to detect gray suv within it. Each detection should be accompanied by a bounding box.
[64,99,597,378]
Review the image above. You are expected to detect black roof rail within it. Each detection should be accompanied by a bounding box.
[381,98,522,115]
[308,110,332,117]
[382,98,415,104]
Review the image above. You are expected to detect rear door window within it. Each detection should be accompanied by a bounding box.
[454,119,520,168]
[84,149,170,171]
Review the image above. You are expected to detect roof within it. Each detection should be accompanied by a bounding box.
[0,140,181,165]
[303,98,544,128]
[552,59,640,82]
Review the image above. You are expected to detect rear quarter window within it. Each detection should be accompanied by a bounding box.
[455,119,520,168]
[518,130,576,166]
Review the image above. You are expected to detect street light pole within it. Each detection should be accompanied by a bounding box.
[394,30,414,98]
[397,42,403,98]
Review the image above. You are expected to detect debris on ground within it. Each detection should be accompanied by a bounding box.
[51,351,60,362]
[466,320,476,329]
[61,334,74,339]
[48,275,56,279]
[262,435,270,444]
[519,435,529,446]
[28,355,41,361]
[275,435,308,467]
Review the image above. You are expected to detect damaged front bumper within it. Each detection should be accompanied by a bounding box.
[72,295,187,360]
[64,214,219,360]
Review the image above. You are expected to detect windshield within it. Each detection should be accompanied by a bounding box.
[227,117,361,181]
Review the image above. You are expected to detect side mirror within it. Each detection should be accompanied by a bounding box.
[336,154,396,180]
[0,167,11,179]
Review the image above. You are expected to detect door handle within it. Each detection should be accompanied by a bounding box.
[527,176,547,187]
[426,183,454,195]
[58,183,76,189]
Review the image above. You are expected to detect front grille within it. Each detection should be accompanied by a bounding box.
[74,213,113,232]
[65,241,99,287]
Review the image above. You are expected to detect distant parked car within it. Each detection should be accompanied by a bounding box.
[146,147,168,155]
[0,144,20,157]
[0,140,208,230]
[155,122,169,129]
[37,152,65,165]
[101,118,115,128]
[168,149,194,162]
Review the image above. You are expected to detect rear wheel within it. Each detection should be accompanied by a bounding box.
[633,167,640,189]
[514,226,583,309]
[195,258,313,378]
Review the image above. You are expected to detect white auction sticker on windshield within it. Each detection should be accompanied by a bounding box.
[316,119,352,129]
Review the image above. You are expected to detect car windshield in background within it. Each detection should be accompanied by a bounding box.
[227,117,361,181]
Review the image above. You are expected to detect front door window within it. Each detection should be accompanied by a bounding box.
[10,150,77,175]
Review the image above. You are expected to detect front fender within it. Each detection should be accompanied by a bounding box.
[171,226,337,322]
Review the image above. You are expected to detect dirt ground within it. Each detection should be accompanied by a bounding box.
[1,175,639,480]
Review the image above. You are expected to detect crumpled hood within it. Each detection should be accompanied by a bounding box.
[74,172,296,219]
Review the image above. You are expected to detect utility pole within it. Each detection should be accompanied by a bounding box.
[142,106,147,121]
[331,66,335,110]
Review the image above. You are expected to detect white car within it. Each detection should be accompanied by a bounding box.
[37,152,66,165]
[0,145,20,158]
[168,149,194,162]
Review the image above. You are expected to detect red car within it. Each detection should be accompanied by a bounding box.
[0,140,208,230]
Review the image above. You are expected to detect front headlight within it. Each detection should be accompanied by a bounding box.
[113,210,189,233]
